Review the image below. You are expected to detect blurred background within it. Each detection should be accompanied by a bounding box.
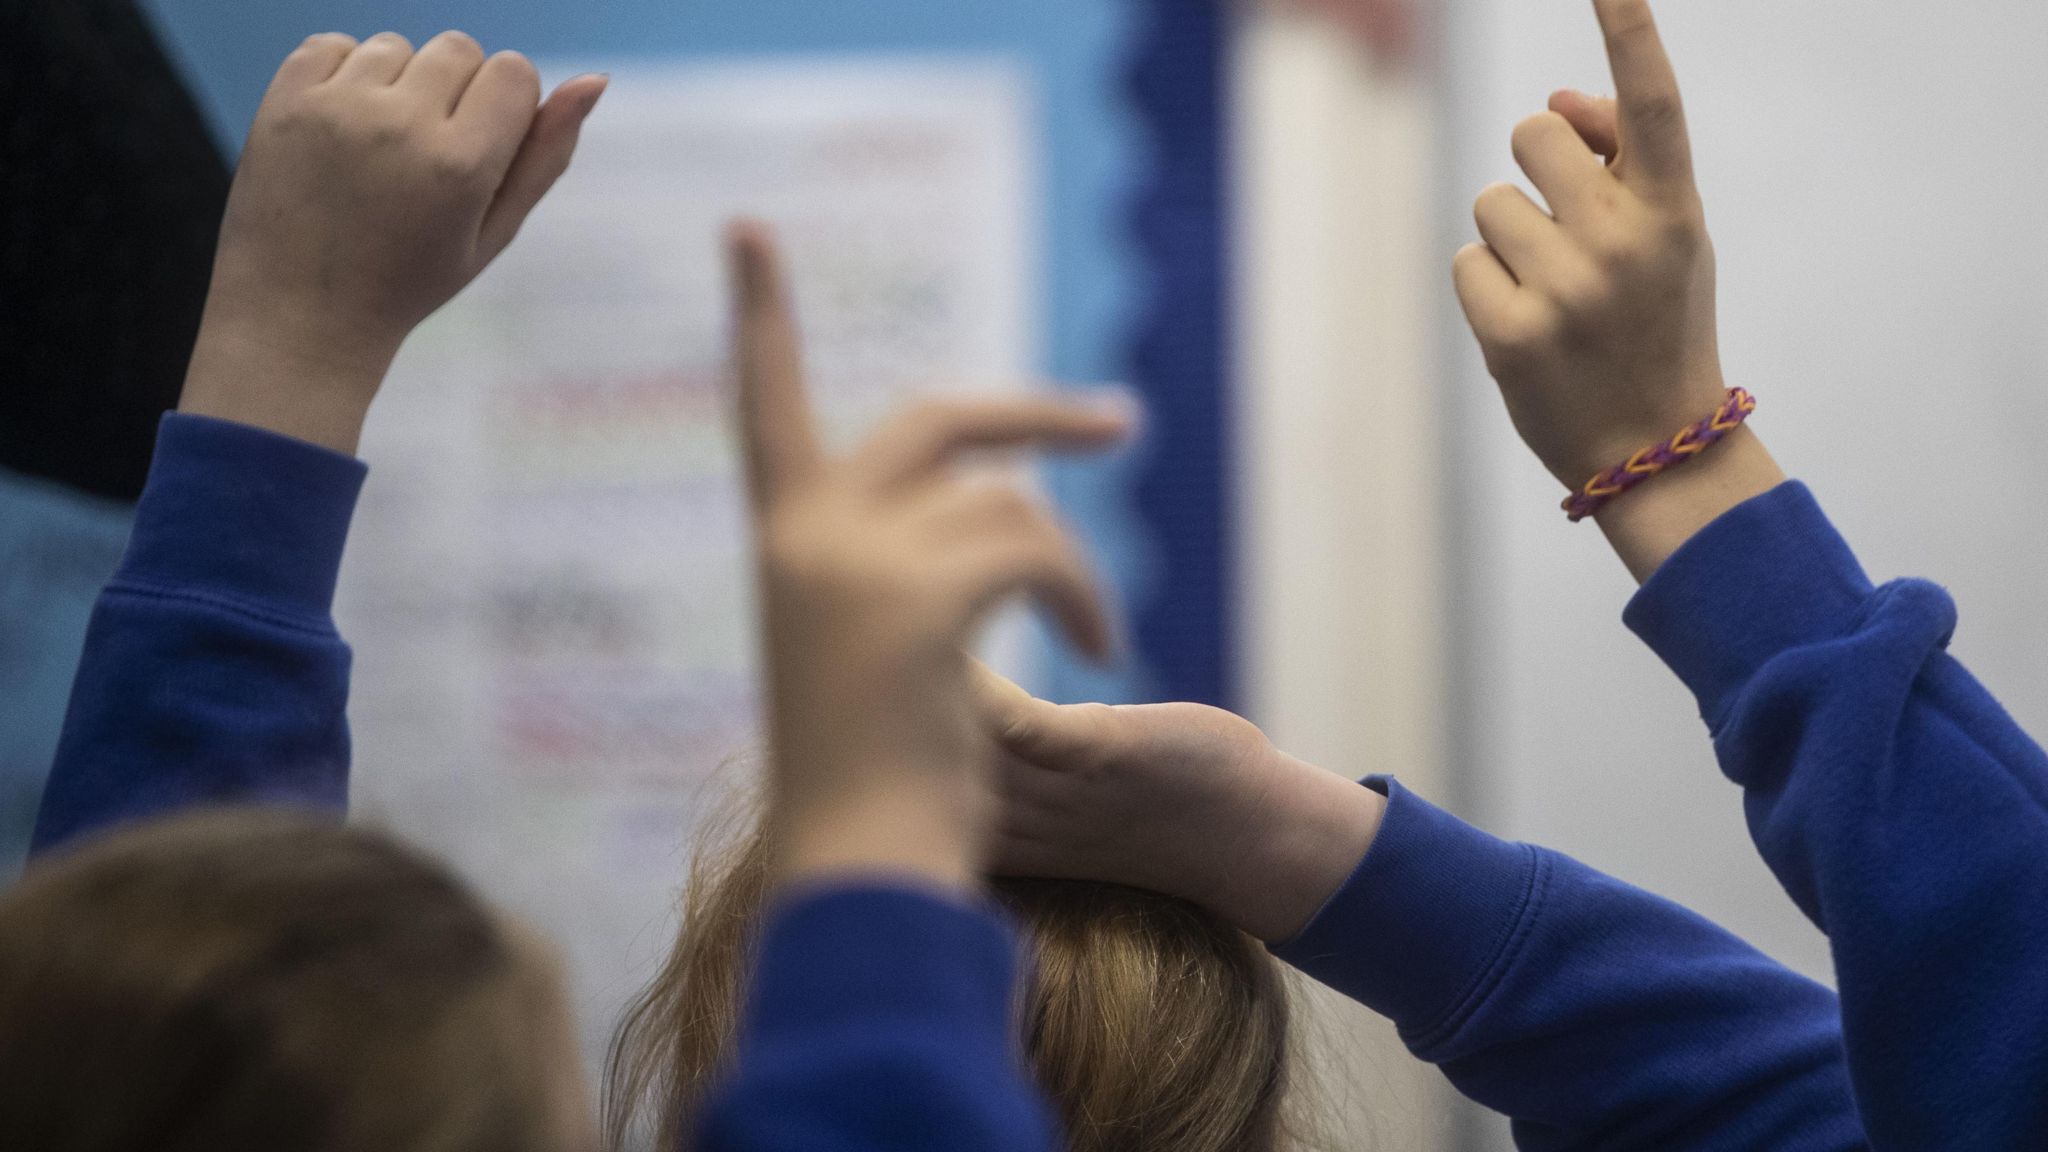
[4,1,2045,1148]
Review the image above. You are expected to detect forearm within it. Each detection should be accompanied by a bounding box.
[1276,778,1864,1151]
[1627,481,2048,1146]
[177,302,389,456]
[1595,425,1785,583]
[32,414,364,854]
[773,779,985,897]
[1212,751,1387,943]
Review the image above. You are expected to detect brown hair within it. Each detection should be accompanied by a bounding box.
[0,809,589,1152]
[605,797,1299,1152]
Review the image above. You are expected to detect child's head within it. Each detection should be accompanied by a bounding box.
[0,810,592,1152]
[607,799,1299,1152]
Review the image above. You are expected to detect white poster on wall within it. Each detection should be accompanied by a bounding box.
[336,58,1039,1072]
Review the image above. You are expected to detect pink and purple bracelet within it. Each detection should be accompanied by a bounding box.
[1562,388,1758,523]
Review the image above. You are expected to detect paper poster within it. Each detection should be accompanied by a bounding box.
[336,57,1039,1076]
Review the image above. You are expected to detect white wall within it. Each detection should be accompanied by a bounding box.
[1443,2,2048,1140]
[1238,8,1481,1149]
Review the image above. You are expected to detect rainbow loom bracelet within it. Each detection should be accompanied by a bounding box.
[1562,388,1758,523]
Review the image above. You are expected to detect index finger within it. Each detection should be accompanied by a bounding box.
[727,221,823,505]
[852,397,1133,492]
[1592,0,1694,192]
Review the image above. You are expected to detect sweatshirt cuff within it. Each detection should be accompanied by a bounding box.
[116,413,367,622]
[1623,481,1874,731]
[744,885,1023,1046]
[1273,777,1543,1043]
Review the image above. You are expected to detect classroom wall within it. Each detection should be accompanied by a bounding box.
[1442,4,2048,1141]
[1237,11,1462,1147]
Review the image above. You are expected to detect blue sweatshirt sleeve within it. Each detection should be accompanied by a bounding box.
[37,415,1058,1152]
[30,413,365,854]
[697,885,1058,1152]
[1624,481,2048,1149]
[1275,778,1863,1152]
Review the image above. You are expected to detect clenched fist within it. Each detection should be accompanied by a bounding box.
[181,31,606,453]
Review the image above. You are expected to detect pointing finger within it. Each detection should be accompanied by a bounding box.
[1591,0,1695,193]
[729,222,825,507]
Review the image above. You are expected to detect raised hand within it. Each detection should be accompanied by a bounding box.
[974,665,1385,943]
[1454,0,1784,578]
[730,224,1133,892]
[1456,0,1719,487]
[180,32,608,453]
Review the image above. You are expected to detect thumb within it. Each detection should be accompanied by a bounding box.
[1549,88,1620,161]
[971,659,1047,745]
[477,73,608,264]
[970,660,1118,764]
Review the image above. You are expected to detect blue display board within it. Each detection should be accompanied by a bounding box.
[140,0,1231,707]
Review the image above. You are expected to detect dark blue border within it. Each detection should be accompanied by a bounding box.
[1124,0,1234,708]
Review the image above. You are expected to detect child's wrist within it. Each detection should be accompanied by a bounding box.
[179,308,400,456]
[1594,425,1785,583]
[1212,751,1387,943]
[772,778,988,897]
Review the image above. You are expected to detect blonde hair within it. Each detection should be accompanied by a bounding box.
[0,810,583,1152]
[605,796,1300,1151]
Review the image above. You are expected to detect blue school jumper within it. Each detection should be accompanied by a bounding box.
[47,412,2028,1150]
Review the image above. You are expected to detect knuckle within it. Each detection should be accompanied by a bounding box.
[995,708,1035,747]
[1473,182,1522,222]
[1068,701,1120,737]
[1486,310,1559,370]
[298,32,356,53]
[1510,112,1563,157]
[265,98,329,137]
[426,142,491,187]
[346,112,412,152]
[1547,266,1612,318]
[1484,331,1535,372]
[436,29,484,57]
[1069,702,1119,730]
[1584,178,1626,217]
[491,50,542,90]
[1451,248,1482,286]
[1453,242,1504,286]
[1632,93,1686,137]
[1583,224,1639,268]
[1656,207,1707,254]
[1063,704,1125,771]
